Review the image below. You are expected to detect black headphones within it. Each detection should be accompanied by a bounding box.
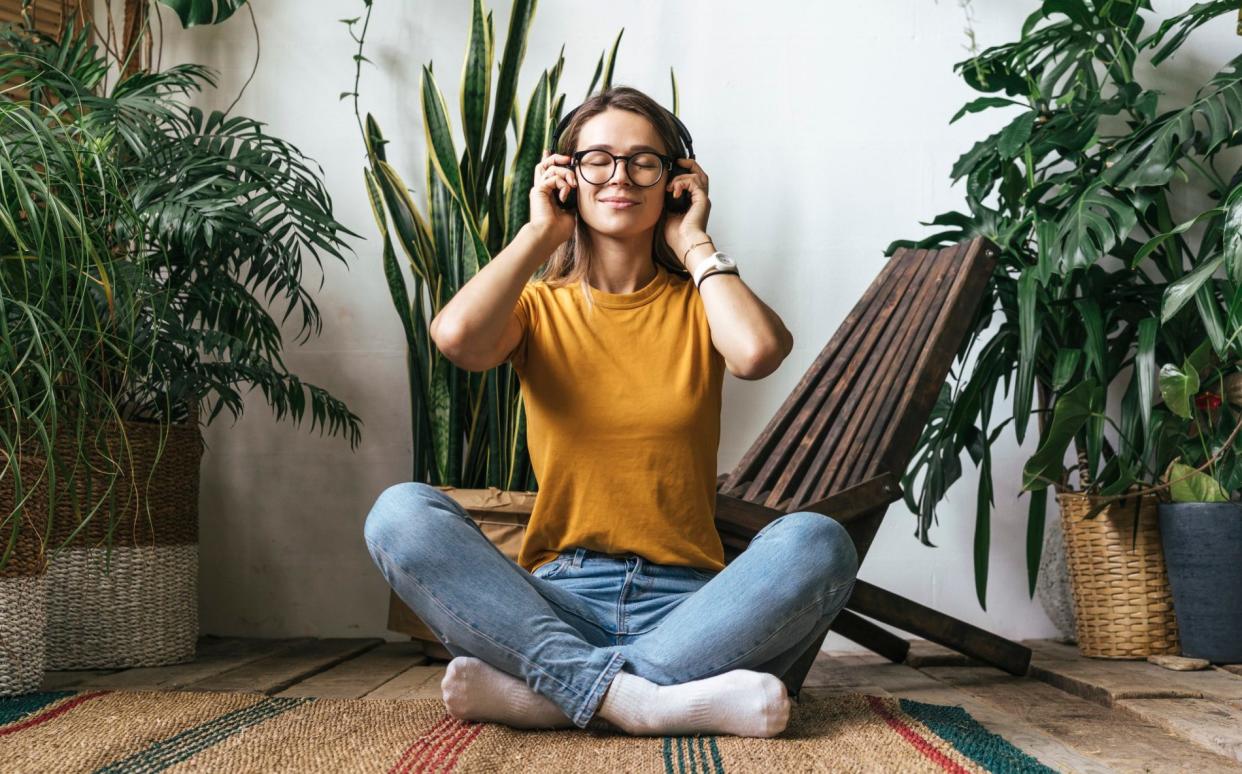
[547,102,696,214]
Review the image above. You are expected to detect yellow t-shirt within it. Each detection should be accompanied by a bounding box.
[508,260,727,575]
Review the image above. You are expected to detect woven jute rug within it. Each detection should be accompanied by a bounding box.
[0,689,1055,773]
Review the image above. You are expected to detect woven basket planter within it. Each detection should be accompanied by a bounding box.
[0,456,50,696]
[41,411,204,670]
[1057,491,1180,658]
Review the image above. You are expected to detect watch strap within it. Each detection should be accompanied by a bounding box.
[696,267,739,288]
[691,251,737,286]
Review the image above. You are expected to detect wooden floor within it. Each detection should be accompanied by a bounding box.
[40,637,1242,772]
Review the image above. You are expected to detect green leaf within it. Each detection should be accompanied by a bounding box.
[1026,487,1047,598]
[997,112,1037,159]
[1224,194,1242,286]
[1105,53,1242,189]
[1051,348,1082,391]
[157,0,248,27]
[1194,278,1229,356]
[481,0,536,177]
[1015,267,1040,444]
[1053,181,1137,271]
[422,65,470,214]
[1136,317,1158,440]
[505,71,549,246]
[1074,298,1107,384]
[950,97,1022,124]
[601,28,623,91]
[460,0,492,186]
[1022,379,1100,491]
[1158,360,1199,419]
[1130,207,1224,269]
[1167,461,1229,502]
[1162,253,1223,323]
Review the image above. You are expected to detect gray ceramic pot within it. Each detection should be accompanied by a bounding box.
[1156,501,1242,663]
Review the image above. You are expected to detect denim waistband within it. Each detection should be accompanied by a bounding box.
[558,546,644,570]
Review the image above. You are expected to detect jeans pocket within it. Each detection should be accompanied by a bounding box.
[532,557,568,580]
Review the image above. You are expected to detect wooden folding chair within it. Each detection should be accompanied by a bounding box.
[711,235,1032,697]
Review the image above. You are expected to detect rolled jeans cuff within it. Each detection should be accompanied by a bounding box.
[573,650,627,728]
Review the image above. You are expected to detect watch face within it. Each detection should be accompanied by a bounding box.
[716,254,736,269]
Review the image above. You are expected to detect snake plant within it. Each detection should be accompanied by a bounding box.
[346,0,682,488]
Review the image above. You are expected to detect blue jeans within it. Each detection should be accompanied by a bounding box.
[363,482,859,729]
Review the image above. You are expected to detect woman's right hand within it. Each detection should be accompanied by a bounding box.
[528,150,577,247]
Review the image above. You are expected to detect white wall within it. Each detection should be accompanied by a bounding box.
[151,1,1241,649]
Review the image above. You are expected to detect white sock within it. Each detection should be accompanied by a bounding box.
[440,656,575,729]
[597,668,791,737]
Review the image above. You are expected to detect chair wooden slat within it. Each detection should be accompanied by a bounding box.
[719,246,909,497]
[784,247,944,508]
[719,236,996,520]
[753,249,925,507]
[871,238,995,481]
[815,242,964,500]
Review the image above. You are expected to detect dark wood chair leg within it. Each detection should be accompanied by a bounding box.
[846,579,1031,676]
[826,608,910,664]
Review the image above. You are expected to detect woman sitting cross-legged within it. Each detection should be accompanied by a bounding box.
[363,85,859,738]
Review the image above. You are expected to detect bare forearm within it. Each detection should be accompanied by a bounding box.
[431,223,559,359]
[682,236,793,379]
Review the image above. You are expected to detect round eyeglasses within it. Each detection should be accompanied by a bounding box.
[571,149,673,187]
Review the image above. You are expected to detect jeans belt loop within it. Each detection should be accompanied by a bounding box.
[572,547,586,568]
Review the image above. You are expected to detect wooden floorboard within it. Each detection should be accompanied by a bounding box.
[365,664,449,700]
[184,637,384,695]
[922,662,1242,773]
[1027,639,1242,704]
[1023,639,1242,766]
[41,637,314,692]
[275,641,429,699]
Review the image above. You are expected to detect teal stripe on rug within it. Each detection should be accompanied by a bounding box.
[662,735,724,774]
[92,696,311,774]
[898,697,1058,774]
[0,691,78,726]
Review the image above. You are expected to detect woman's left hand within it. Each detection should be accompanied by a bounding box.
[663,158,711,264]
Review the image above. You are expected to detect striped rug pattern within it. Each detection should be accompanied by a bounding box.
[0,689,1056,773]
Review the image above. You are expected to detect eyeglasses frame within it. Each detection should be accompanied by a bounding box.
[569,149,675,187]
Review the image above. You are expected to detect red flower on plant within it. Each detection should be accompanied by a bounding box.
[1194,391,1223,410]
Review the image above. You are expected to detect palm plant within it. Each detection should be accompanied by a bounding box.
[345,0,682,488]
[1,10,362,570]
[892,0,1242,607]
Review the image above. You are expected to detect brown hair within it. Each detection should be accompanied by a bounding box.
[536,85,693,310]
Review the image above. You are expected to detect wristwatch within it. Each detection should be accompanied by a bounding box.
[691,251,739,288]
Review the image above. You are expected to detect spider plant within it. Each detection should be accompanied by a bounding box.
[0,94,150,573]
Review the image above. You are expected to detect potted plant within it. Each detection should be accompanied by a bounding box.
[2,10,363,670]
[0,91,143,694]
[1152,352,1242,663]
[891,0,1241,655]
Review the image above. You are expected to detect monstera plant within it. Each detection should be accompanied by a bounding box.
[345,0,684,489]
[891,0,1242,607]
